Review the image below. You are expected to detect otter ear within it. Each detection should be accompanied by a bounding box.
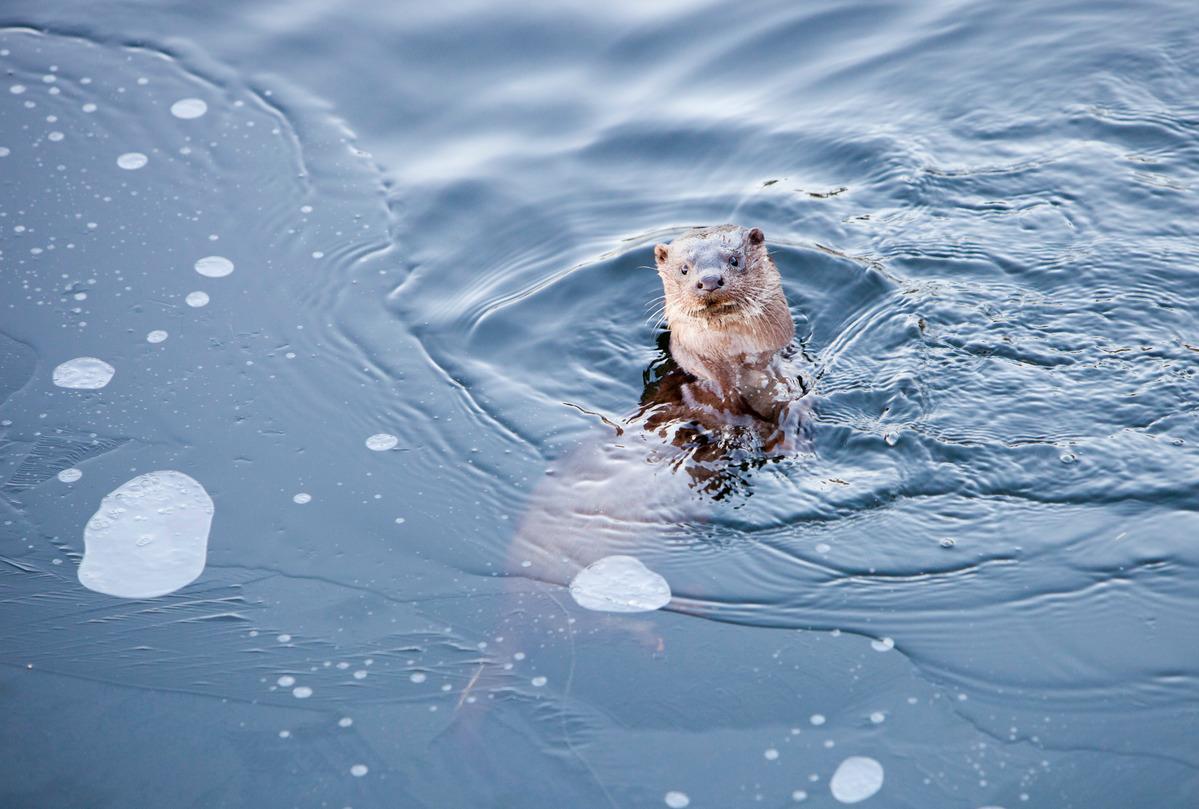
[747,227,765,246]
[654,243,669,266]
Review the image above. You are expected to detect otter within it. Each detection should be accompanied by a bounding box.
[502,225,808,585]
[641,224,805,462]
[455,225,808,718]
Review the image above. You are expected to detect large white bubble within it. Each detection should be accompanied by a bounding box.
[78,470,214,598]
[830,756,884,804]
[569,555,671,612]
[53,357,115,389]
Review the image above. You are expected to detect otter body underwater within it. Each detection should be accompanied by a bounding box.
[506,225,812,607]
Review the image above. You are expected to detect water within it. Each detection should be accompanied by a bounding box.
[2,2,1198,806]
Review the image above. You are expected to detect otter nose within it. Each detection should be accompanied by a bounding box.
[696,274,724,292]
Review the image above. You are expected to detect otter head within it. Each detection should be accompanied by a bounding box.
[653,225,794,382]
[654,225,770,317]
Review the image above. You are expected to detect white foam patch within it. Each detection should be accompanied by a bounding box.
[57,468,82,483]
[170,98,207,119]
[569,555,671,612]
[185,291,209,307]
[365,433,398,451]
[117,152,148,170]
[78,470,213,598]
[830,756,884,804]
[194,256,234,278]
[664,792,690,808]
[53,357,115,389]
[146,330,168,343]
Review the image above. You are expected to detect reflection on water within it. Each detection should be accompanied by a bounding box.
[3,0,1199,806]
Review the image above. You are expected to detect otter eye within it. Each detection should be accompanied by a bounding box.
[681,264,689,275]
[729,256,739,267]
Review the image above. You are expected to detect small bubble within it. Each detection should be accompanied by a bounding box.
[365,433,398,451]
[116,152,148,170]
[350,764,368,777]
[170,98,208,119]
[194,256,233,278]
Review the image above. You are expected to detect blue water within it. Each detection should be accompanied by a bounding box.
[2,1,1198,806]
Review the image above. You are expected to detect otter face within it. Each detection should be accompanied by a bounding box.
[654,225,771,319]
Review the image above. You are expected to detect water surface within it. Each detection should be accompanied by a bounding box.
[2,2,1198,807]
